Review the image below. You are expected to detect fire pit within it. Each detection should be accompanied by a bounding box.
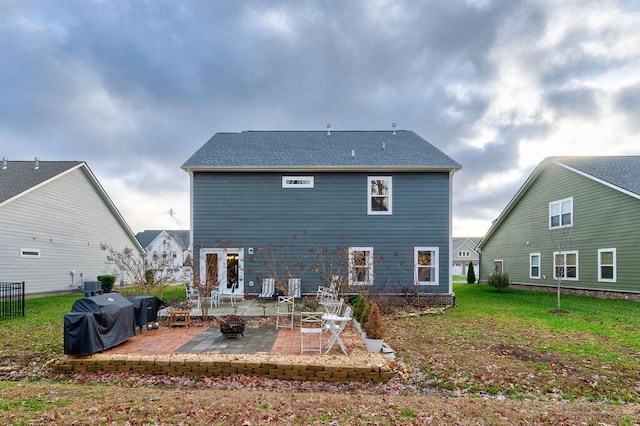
[216,315,245,338]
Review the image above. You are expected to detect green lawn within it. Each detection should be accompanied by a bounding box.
[0,285,186,363]
[386,283,640,401]
[1,282,639,424]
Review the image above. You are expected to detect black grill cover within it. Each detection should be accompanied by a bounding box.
[64,293,136,355]
[127,295,162,329]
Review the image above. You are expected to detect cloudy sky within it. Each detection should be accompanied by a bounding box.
[2,0,639,237]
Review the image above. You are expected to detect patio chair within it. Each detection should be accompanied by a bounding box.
[210,288,220,308]
[219,282,240,307]
[324,306,352,355]
[275,295,295,329]
[320,297,344,315]
[300,311,324,354]
[288,278,301,298]
[258,278,275,301]
[185,282,200,308]
[316,286,336,302]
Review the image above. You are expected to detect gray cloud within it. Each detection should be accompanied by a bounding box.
[1,0,639,234]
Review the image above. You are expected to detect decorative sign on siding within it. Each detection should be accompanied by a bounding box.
[282,176,314,188]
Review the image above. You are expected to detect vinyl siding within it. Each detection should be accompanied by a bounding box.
[480,163,640,293]
[0,167,141,294]
[192,171,452,294]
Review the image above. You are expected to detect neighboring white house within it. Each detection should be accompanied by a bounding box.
[452,238,480,277]
[135,230,191,282]
[0,159,144,295]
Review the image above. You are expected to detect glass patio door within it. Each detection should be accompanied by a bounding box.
[199,248,244,297]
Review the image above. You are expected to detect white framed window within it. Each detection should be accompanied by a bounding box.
[529,253,541,279]
[20,248,41,258]
[282,176,314,188]
[414,247,439,285]
[349,247,373,285]
[553,250,578,281]
[598,248,616,282]
[368,176,392,215]
[549,197,573,229]
[458,250,470,258]
[493,260,503,275]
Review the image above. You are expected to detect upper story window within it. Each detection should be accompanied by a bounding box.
[414,247,439,285]
[282,176,314,188]
[368,176,392,215]
[549,197,573,229]
[458,250,470,258]
[349,247,373,285]
[598,248,616,282]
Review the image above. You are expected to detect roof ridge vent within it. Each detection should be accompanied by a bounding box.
[326,123,331,136]
[392,122,397,135]
[34,157,40,170]
[2,157,7,170]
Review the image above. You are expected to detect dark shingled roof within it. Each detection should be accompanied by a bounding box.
[182,130,461,171]
[135,230,190,249]
[0,160,83,204]
[555,156,640,196]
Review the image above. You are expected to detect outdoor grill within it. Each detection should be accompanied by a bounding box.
[63,293,136,355]
[216,315,245,338]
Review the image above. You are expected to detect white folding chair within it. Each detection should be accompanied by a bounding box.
[275,295,295,329]
[321,297,343,315]
[288,278,301,298]
[325,306,352,355]
[258,278,275,300]
[210,288,220,308]
[300,311,324,354]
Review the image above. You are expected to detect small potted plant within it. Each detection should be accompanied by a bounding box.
[363,302,384,353]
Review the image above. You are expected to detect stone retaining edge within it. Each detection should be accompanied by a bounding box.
[48,357,396,383]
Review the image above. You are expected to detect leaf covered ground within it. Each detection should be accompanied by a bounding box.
[1,284,639,424]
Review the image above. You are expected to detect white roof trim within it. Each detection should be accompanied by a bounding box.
[479,158,640,249]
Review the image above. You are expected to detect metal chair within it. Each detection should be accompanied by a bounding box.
[275,295,295,329]
[300,311,324,354]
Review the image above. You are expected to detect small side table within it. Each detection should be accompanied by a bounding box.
[169,310,192,327]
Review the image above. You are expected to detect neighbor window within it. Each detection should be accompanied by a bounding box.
[414,247,439,285]
[549,197,573,229]
[598,248,616,282]
[529,253,541,279]
[458,250,470,258]
[282,176,314,188]
[349,247,373,285]
[553,250,578,281]
[20,248,41,258]
[368,176,392,214]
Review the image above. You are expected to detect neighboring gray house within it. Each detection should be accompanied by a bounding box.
[0,159,144,295]
[181,130,461,303]
[136,230,192,281]
[478,156,640,297]
[452,238,480,277]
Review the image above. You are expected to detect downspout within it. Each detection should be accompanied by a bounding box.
[449,170,456,306]
[186,170,195,277]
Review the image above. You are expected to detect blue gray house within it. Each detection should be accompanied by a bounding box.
[181,130,461,304]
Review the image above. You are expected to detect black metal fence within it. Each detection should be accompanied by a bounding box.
[0,282,25,320]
